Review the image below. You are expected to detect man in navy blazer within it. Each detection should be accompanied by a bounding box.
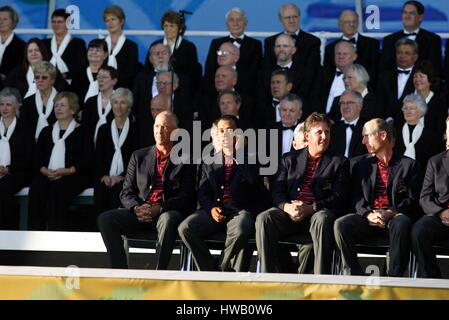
[256,112,349,274]
[413,118,449,278]
[178,115,261,272]
[98,111,196,269]
[334,118,420,276]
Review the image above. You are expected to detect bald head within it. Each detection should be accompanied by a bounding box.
[150,94,171,120]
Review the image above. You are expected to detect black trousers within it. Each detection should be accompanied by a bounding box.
[178,207,255,272]
[94,179,123,216]
[0,173,29,229]
[28,173,89,231]
[412,215,449,278]
[256,207,336,274]
[334,213,411,276]
[98,208,183,269]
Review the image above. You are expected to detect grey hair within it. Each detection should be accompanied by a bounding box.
[225,7,248,24]
[111,87,133,113]
[0,87,22,106]
[278,3,300,20]
[293,122,305,142]
[335,40,358,55]
[33,61,56,80]
[345,64,370,86]
[280,93,303,111]
[340,89,364,105]
[402,93,427,117]
[395,37,419,54]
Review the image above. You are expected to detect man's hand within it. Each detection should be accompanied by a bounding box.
[101,175,112,187]
[134,204,153,223]
[110,176,125,187]
[284,202,302,222]
[366,211,386,228]
[440,209,449,226]
[211,207,226,223]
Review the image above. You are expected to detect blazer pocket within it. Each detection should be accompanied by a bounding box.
[322,180,332,191]
[397,184,407,194]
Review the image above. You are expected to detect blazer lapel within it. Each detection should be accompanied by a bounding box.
[442,150,449,177]
[291,148,308,194]
[387,155,399,201]
[369,157,377,200]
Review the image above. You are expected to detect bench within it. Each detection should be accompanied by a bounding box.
[15,187,94,230]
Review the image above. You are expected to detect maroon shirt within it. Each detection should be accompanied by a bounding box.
[222,156,235,204]
[373,159,390,209]
[296,154,321,204]
[145,148,170,205]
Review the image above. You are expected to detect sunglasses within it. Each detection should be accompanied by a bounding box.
[34,75,50,80]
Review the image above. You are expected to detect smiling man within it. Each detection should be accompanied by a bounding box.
[256,112,348,274]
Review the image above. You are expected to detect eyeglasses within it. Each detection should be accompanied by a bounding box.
[156,81,172,86]
[217,50,234,56]
[34,75,49,80]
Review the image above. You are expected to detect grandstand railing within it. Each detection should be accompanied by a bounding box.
[15,29,449,64]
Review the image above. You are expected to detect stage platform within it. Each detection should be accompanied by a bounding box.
[1,266,449,300]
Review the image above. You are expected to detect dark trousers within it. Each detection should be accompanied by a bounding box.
[97,208,184,269]
[0,173,29,229]
[178,208,255,272]
[255,207,336,274]
[94,180,123,216]
[334,213,411,276]
[28,173,89,231]
[412,215,449,278]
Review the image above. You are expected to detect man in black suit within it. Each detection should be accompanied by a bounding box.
[133,43,170,119]
[198,66,253,131]
[178,115,260,271]
[379,1,442,74]
[98,111,196,269]
[324,10,380,87]
[155,70,192,131]
[314,40,358,115]
[329,90,367,158]
[258,34,310,116]
[334,118,420,276]
[412,118,449,278]
[257,69,293,129]
[218,89,253,130]
[256,112,349,274]
[204,8,262,97]
[43,9,86,90]
[377,38,417,127]
[263,3,320,87]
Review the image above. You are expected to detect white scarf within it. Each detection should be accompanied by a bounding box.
[24,66,36,99]
[35,87,58,140]
[49,33,71,74]
[109,117,129,176]
[0,117,17,167]
[94,93,112,144]
[105,34,126,69]
[402,117,424,160]
[0,32,14,67]
[47,119,77,170]
[84,67,99,102]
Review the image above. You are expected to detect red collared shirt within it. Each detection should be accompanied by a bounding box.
[296,154,321,203]
[373,159,390,209]
[222,156,235,204]
[145,148,170,205]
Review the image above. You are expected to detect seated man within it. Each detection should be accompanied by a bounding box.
[98,111,196,269]
[256,112,348,274]
[412,116,449,278]
[334,118,420,276]
[178,115,260,272]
